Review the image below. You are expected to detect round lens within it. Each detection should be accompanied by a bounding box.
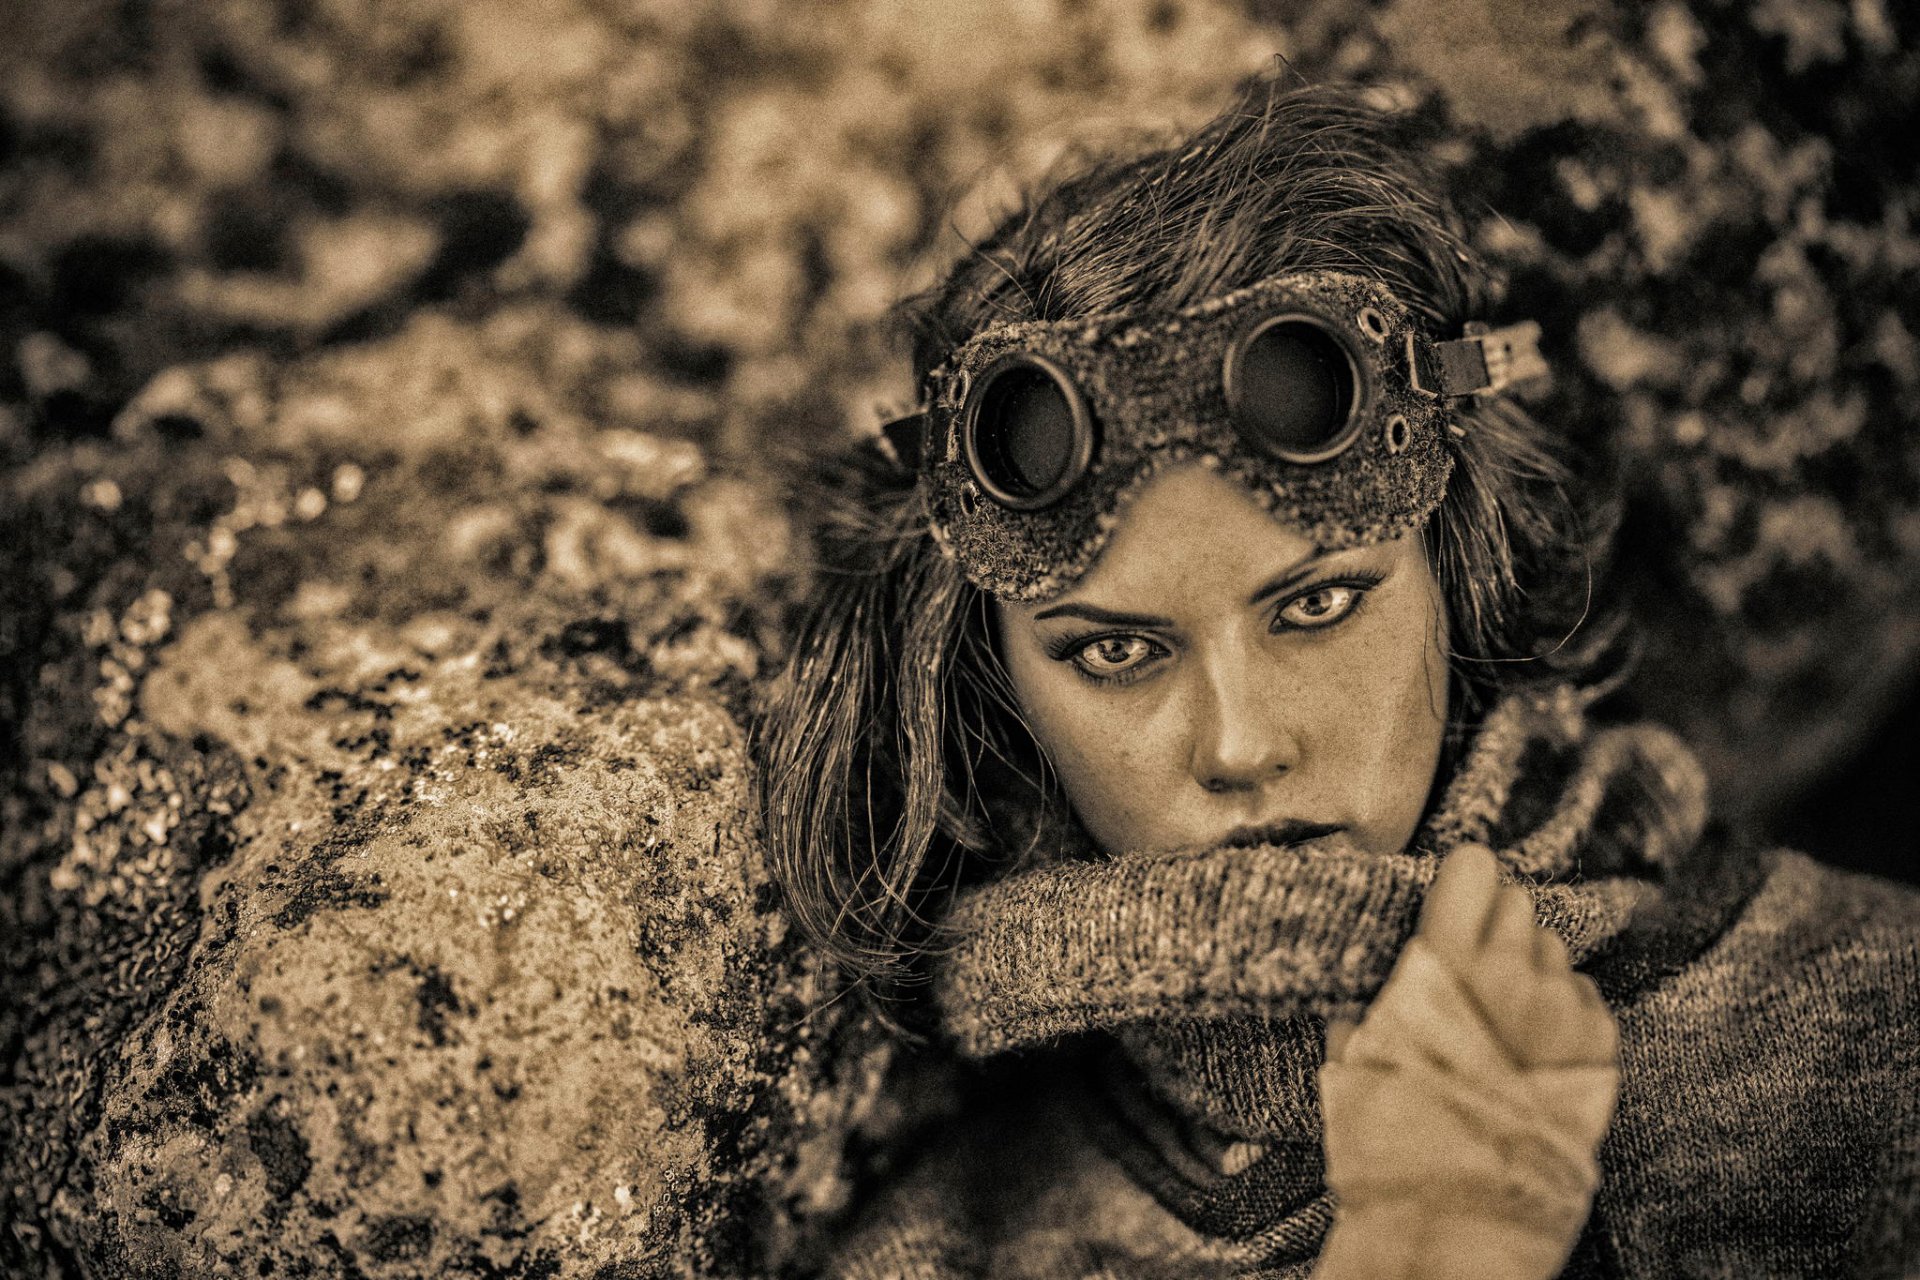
[1224,318,1361,462]
[964,355,1094,509]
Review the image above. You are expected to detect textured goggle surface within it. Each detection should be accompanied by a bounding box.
[923,270,1457,602]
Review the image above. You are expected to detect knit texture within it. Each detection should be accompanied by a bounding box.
[827,688,1920,1278]
[925,272,1455,602]
[936,684,1701,1055]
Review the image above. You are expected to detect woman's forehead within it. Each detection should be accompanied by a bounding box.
[1006,463,1394,619]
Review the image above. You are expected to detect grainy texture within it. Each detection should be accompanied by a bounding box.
[2,0,1916,1275]
[3,0,1915,817]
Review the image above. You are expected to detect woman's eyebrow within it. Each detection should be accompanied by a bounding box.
[1033,551,1352,624]
[1030,601,1175,626]
[1246,551,1337,605]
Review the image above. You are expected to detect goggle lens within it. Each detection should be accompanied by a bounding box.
[965,356,1094,509]
[1225,318,1360,462]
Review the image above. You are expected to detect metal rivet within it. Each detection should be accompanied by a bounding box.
[1385,414,1411,453]
[1358,307,1390,343]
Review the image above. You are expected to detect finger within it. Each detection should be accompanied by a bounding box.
[1489,969,1618,1070]
[1325,1018,1357,1063]
[1418,843,1501,965]
[1529,1063,1621,1144]
[1519,976,1604,1068]
[1572,974,1620,1063]
[1483,882,1538,957]
[1456,941,1541,1063]
[1532,920,1571,973]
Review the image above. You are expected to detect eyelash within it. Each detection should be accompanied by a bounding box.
[1271,571,1385,633]
[1049,635,1168,687]
[1046,570,1387,688]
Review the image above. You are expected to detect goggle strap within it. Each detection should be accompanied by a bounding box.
[879,408,930,471]
[1408,321,1548,399]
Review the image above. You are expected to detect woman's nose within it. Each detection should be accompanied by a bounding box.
[1188,644,1299,793]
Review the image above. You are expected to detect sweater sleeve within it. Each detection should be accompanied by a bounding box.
[1846,1119,1920,1279]
[1597,852,1920,1277]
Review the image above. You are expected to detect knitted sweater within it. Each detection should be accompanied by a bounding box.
[825,687,1920,1278]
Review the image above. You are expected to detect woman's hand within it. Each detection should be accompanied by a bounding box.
[1312,844,1620,1280]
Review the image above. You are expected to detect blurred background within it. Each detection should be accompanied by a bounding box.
[0,0,1916,1274]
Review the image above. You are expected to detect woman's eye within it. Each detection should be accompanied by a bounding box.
[1276,585,1363,629]
[1072,635,1160,678]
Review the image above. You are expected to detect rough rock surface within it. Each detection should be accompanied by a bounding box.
[1,312,887,1277]
[2,0,1917,1275]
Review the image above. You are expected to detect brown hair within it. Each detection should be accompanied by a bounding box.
[755,76,1608,1018]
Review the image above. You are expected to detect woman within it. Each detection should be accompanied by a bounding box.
[757,78,1920,1278]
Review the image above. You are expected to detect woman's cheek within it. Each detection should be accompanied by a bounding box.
[1308,598,1447,853]
[1039,695,1179,850]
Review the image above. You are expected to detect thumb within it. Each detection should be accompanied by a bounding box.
[1418,842,1503,967]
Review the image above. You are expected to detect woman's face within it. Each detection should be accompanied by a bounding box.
[996,463,1450,857]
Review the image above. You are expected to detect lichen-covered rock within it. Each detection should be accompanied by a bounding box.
[1,311,886,1278]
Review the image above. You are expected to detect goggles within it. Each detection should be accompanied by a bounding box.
[885,270,1546,602]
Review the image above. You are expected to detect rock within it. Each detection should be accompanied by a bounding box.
[1,314,884,1278]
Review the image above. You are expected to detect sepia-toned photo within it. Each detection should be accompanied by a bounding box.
[3,1,1916,1276]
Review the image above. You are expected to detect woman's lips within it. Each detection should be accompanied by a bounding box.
[1217,820,1347,850]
